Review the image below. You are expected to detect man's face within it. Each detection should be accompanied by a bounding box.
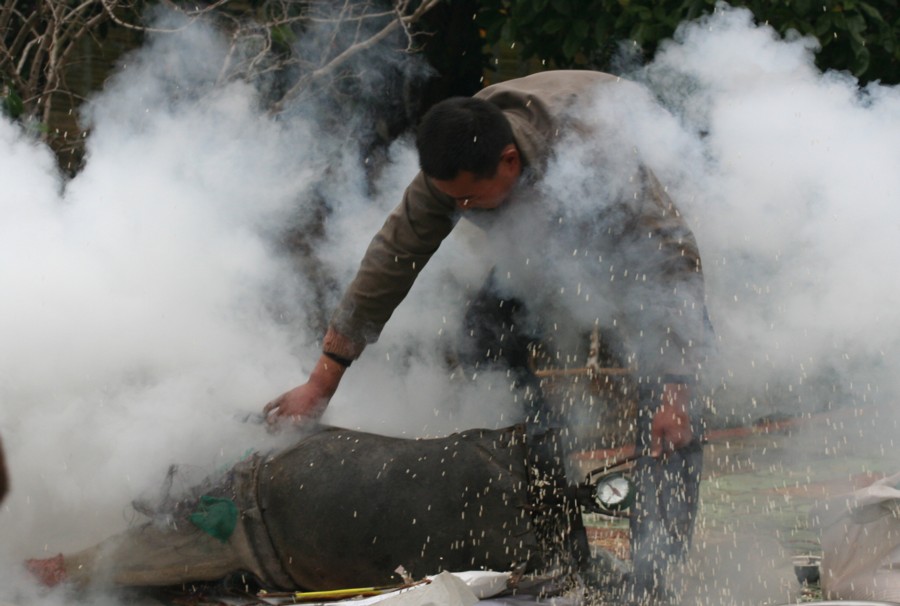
[430,145,522,211]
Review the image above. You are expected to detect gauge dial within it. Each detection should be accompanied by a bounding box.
[594,472,634,511]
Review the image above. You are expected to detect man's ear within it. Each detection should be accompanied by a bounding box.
[499,144,521,173]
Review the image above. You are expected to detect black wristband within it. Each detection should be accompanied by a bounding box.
[323,351,352,368]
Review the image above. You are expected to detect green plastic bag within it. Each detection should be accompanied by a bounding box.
[189,495,238,542]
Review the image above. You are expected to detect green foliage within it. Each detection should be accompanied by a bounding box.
[477,0,900,84]
[269,23,297,48]
[743,0,900,81]
[1,84,23,119]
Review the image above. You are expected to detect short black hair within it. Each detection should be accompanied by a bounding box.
[416,97,515,181]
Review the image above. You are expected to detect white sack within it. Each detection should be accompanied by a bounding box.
[816,470,900,602]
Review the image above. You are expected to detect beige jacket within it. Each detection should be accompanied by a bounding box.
[324,70,711,379]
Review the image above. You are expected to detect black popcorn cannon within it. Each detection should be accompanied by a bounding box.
[26,424,627,599]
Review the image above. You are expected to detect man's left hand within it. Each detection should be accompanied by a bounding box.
[650,383,693,457]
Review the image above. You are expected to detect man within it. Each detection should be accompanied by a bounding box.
[265,70,713,602]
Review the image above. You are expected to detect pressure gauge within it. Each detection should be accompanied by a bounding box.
[594,472,635,512]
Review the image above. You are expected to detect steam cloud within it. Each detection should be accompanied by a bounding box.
[1,3,898,604]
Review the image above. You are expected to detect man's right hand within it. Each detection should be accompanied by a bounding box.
[263,382,330,424]
[264,354,347,426]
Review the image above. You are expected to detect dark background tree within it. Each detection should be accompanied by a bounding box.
[476,0,900,85]
[3,0,898,174]
[0,0,443,173]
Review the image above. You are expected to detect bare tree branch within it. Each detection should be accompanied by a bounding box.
[269,0,443,114]
[1,0,446,170]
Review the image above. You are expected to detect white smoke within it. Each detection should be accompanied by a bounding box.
[639,5,900,424]
[1,2,899,604]
[0,17,314,568]
[0,11,512,599]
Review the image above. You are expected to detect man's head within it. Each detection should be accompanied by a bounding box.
[416,97,522,210]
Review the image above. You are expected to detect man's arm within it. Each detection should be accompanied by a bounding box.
[328,173,457,346]
[624,168,713,449]
[266,173,456,424]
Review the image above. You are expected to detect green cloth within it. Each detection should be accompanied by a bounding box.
[189,495,238,542]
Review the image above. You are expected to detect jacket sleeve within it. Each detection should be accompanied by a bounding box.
[615,167,714,384]
[324,172,457,360]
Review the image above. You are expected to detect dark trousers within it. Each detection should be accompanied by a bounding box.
[629,386,704,603]
[462,275,703,601]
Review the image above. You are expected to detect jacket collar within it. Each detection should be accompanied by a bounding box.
[505,110,553,181]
